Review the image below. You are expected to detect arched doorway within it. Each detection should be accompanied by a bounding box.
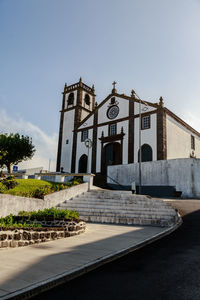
[78,154,88,173]
[102,142,121,174]
[138,144,153,162]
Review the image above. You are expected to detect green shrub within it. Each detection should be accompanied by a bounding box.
[0,178,80,198]
[1,177,18,190]
[18,207,80,220]
[32,186,53,199]
[0,214,42,228]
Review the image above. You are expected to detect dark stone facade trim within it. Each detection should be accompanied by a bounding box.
[76,110,157,132]
[71,89,82,172]
[128,98,134,163]
[56,93,65,172]
[157,108,167,160]
[92,109,98,173]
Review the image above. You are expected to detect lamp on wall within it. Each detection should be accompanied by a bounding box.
[85,138,93,174]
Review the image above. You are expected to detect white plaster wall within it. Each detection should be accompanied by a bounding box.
[64,90,77,109]
[75,129,93,173]
[81,109,90,121]
[60,111,75,172]
[117,120,129,164]
[166,115,200,159]
[134,102,156,115]
[79,114,94,128]
[134,113,157,162]
[108,158,200,198]
[98,96,129,123]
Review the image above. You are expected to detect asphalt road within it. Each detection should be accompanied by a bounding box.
[32,201,200,300]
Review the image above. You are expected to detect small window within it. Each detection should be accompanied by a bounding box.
[191,135,195,150]
[68,93,74,105]
[109,124,117,136]
[85,94,90,105]
[142,115,150,129]
[66,139,69,144]
[111,97,115,104]
[81,130,88,142]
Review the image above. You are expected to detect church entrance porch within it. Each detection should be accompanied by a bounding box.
[101,142,122,175]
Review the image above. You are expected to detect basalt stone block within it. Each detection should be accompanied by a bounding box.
[14,233,21,240]
[51,232,57,240]
[32,232,39,240]
[40,233,45,239]
[45,232,51,239]
[59,232,64,238]
[68,226,75,231]
[22,231,31,240]
[1,241,8,247]
[18,241,25,247]
[0,234,7,241]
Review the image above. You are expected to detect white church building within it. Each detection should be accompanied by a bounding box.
[56,78,200,177]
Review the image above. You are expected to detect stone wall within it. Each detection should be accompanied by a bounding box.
[0,183,88,217]
[107,158,200,198]
[0,220,86,249]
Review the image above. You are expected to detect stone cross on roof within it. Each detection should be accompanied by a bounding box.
[112,81,117,93]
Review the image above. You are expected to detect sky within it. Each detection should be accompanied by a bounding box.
[1,0,200,170]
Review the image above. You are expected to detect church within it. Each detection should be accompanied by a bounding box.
[56,78,200,176]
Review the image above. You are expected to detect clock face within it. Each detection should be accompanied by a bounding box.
[107,105,119,119]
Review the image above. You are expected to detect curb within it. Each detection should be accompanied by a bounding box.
[1,219,182,300]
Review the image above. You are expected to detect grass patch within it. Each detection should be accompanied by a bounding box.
[18,207,80,220]
[0,208,80,229]
[0,178,81,198]
[0,214,42,229]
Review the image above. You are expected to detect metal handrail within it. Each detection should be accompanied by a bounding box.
[106,174,128,190]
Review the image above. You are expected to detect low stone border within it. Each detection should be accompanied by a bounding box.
[0,220,86,249]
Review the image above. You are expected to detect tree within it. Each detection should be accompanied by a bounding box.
[0,133,36,173]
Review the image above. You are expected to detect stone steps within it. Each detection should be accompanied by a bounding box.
[66,197,171,207]
[59,204,175,214]
[63,199,172,208]
[57,190,180,227]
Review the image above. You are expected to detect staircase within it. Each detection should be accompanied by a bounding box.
[57,190,180,227]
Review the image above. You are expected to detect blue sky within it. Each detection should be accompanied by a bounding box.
[1,0,200,170]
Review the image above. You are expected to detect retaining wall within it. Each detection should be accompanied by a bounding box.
[108,158,200,198]
[0,220,86,249]
[0,183,88,217]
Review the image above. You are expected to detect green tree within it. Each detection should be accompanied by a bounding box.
[0,133,36,173]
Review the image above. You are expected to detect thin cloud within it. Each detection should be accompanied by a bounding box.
[0,109,57,171]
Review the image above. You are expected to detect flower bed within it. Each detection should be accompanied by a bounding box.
[0,220,86,248]
[0,208,86,249]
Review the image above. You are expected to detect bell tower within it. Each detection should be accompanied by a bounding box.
[56,78,95,172]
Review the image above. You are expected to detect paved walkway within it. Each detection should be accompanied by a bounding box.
[0,222,180,300]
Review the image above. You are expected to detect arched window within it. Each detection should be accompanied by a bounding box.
[78,154,88,173]
[85,94,90,105]
[68,93,74,105]
[138,144,153,162]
